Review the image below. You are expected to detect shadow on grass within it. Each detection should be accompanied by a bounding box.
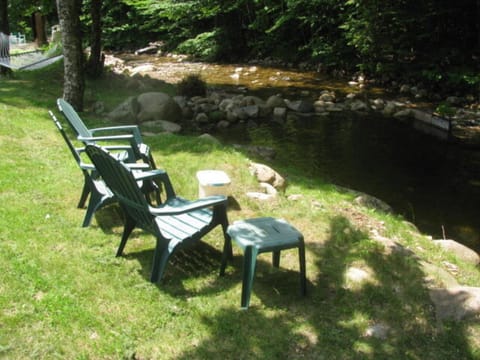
[125,241,234,296]
[171,215,474,359]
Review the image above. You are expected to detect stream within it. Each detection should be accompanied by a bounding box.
[120,54,480,252]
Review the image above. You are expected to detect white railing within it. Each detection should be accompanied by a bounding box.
[0,32,10,66]
[1,31,63,70]
[8,33,26,45]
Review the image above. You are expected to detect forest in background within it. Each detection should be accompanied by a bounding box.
[6,0,480,96]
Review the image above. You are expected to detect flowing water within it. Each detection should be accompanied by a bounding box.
[124,54,480,251]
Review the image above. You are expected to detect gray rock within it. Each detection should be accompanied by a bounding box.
[216,120,230,129]
[430,286,480,321]
[273,107,287,121]
[142,119,181,133]
[318,92,336,102]
[285,99,315,113]
[198,133,220,143]
[242,105,260,118]
[242,95,265,106]
[107,96,139,123]
[382,101,398,115]
[219,98,234,112]
[412,109,432,123]
[249,162,286,190]
[259,182,278,195]
[349,100,369,111]
[195,112,209,124]
[434,239,480,265]
[326,103,344,112]
[266,95,286,109]
[393,109,412,118]
[421,261,459,288]
[371,98,385,110]
[136,92,182,123]
[354,194,392,213]
[400,84,411,93]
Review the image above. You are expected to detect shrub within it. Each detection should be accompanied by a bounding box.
[177,74,207,97]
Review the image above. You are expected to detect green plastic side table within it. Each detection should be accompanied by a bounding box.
[220,217,307,308]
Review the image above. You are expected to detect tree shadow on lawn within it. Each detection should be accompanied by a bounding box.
[89,199,474,358]
[118,230,235,296]
[171,215,474,359]
[101,218,309,305]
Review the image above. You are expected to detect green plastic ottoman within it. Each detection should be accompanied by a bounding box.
[220,217,307,308]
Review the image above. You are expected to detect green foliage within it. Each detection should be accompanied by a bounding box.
[435,103,456,117]
[420,66,480,94]
[176,73,207,97]
[6,0,476,95]
[42,41,63,57]
[177,31,220,61]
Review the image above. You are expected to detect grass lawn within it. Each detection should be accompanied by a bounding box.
[1,62,479,359]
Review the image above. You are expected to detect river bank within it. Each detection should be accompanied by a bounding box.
[105,52,480,148]
[101,52,480,252]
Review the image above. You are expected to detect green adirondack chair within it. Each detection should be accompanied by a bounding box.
[50,111,161,227]
[85,144,231,283]
[57,98,156,169]
[49,111,115,227]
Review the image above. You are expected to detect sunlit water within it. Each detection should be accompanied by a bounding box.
[123,54,480,251]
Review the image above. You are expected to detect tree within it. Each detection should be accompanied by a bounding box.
[57,0,85,111]
[85,0,104,78]
[0,0,8,33]
[33,10,47,46]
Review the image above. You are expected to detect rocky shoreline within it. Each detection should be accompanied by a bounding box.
[103,53,480,148]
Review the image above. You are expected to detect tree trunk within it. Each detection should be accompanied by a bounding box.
[0,0,8,33]
[86,0,104,78]
[34,12,47,46]
[57,0,85,111]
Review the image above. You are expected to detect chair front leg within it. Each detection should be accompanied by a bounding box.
[78,176,91,209]
[220,232,232,276]
[150,238,174,283]
[116,214,136,257]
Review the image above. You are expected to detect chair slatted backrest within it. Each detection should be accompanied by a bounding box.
[85,145,156,233]
[57,98,93,139]
[49,111,82,164]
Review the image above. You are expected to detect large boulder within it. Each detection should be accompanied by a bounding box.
[430,286,480,321]
[266,94,286,109]
[434,239,480,265]
[108,92,182,124]
[107,96,139,123]
[136,92,182,123]
[249,162,286,191]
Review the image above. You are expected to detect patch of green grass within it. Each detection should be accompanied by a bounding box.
[1,63,479,359]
